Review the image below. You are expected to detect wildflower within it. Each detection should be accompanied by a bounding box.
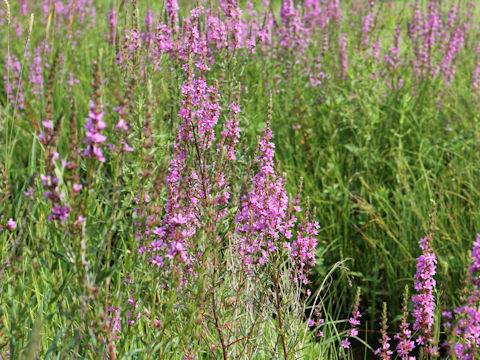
[73,183,83,193]
[7,219,16,231]
[395,287,415,359]
[141,69,226,279]
[82,100,106,162]
[166,0,179,28]
[343,288,361,350]
[218,103,241,161]
[235,116,291,270]
[339,33,348,81]
[291,202,319,284]
[469,234,480,285]
[81,63,106,163]
[29,46,43,96]
[361,1,376,48]
[106,9,116,44]
[444,234,480,358]
[4,54,24,109]
[375,303,393,359]
[411,234,438,355]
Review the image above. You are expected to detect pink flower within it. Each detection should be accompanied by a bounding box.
[82,98,106,163]
[411,235,437,355]
[343,288,361,352]
[42,120,54,129]
[375,303,393,359]
[339,33,348,81]
[7,219,17,231]
[73,184,83,192]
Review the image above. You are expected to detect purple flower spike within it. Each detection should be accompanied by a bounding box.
[411,234,438,356]
[82,99,106,163]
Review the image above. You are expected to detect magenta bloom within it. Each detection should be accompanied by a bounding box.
[73,183,83,193]
[29,46,44,96]
[82,100,106,162]
[140,71,227,282]
[395,309,415,359]
[291,215,319,284]
[235,119,292,270]
[375,304,393,360]
[339,33,348,81]
[342,288,361,352]
[4,54,24,110]
[7,219,17,231]
[411,235,437,355]
[473,61,480,109]
[469,234,480,285]
[444,234,480,357]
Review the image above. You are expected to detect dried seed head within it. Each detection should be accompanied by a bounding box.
[297,177,303,200]
[194,314,203,324]
[45,6,53,40]
[26,13,34,44]
[3,0,10,26]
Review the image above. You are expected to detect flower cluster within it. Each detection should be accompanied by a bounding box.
[443,234,480,359]
[469,234,480,285]
[308,303,325,338]
[82,99,106,162]
[375,303,393,360]
[117,27,142,72]
[28,46,43,96]
[290,204,319,284]
[384,25,402,71]
[4,54,24,110]
[1,218,16,232]
[408,1,467,86]
[139,71,225,280]
[342,288,362,350]
[339,33,348,81]
[361,0,376,49]
[235,117,292,270]
[81,63,106,163]
[41,173,71,222]
[106,8,116,44]
[217,103,241,161]
[395,287,415,359]
[473,60,480,109]
[411,235,438,355]
[38,59,72,223]
[275,0,309,61]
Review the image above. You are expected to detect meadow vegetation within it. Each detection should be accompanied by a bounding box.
[2,0,480,358]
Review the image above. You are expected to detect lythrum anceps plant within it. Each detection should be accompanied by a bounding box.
[128,20,322,356]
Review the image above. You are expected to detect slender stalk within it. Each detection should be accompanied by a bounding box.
[4,0,10,94]
[104,154,123,312]
[273,269,288,359]
[211,242,228,360]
